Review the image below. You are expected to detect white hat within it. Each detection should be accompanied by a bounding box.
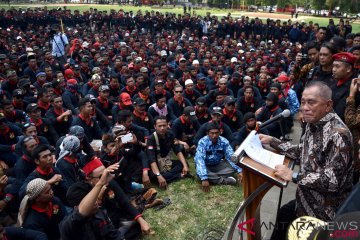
[26,47,33,52]
[124,33,130,37]
[82,41,89,48]
[185,79,194,86]
[179,57,186,62]
[192,60,199,65]
[120,42,127,47]
[268,40,273,44]
[238,49,245,54]
[160,50,167,57]
[231,57,238,63]
[237,42,242,47]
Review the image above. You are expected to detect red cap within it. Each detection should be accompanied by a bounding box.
[277,74,290,82]
[332,52,356,65]
[82,157,104,176]
[120,92,132,106]
[67,79,78,85]
[93,42,100,49]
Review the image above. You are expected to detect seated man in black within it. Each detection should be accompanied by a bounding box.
[194,97,211,125]
[231,112,269,149]
[171,106,200,155]
[71,98,103,142]
[256,93,285,139]
[193,107,233,145]
[236,86,262,116]
[26,103,58,146]
[132,98,154,133]
[146,116,189,189]
[60,163,151,240]
[82,158,151,236]
[148,94,176,124]
[221,96,244,132]
[18,178,67,240]
[20,145,69,205]
[167,85,192,118]
[101,126,151,193]
[0,113,22,167]
[45,95,73,137]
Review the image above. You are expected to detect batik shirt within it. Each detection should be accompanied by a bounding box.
[270,111,353,221]
[344,95,360,172]
[195,136,242,181]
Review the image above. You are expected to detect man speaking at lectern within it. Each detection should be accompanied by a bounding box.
[259,81,354,240]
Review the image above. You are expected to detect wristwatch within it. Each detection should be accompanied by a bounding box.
[155,173,161,177]
[292,171,299,183]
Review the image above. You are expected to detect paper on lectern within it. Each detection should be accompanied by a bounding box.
[243,131,285,169]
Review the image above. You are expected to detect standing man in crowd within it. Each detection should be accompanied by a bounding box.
[50,24,69,65]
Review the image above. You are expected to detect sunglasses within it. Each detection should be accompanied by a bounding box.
[23,122,35,128]
[23,136,35,143]
[175,91,182,93]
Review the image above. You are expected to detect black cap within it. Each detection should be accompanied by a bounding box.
[167,73,175,80]
[13,89,24,97]
[211,106,223,115]
[183,106,197,121]
[266,92,277,102]
[133,98,146,106]
[270,82,281,90]
[85,94,96,102]
[18,79,31,88]
[243,112,256,123]
[26,103,40,113]
[99,85,110,92]
[224,96,236,105]
[196,97,206,106]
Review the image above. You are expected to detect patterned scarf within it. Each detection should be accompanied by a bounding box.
[151,103,168,116]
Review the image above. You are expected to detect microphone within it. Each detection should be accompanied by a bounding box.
[259,109,291,129]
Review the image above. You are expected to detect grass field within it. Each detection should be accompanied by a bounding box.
[1,3,360,32]
[142,159,244,240]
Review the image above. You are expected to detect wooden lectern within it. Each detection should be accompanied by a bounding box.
[236,154,294,240]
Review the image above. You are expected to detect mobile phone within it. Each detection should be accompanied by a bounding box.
[121,133,133,144]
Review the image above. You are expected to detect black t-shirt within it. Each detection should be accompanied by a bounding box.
[146,131,181,164]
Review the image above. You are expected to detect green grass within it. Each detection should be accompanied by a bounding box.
[142,160,243,240]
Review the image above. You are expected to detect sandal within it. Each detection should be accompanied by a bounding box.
[154,197,171,211]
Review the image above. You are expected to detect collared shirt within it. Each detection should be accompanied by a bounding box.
[195,136,242,181]
[270,111,353,221]
[284,88,300,116]
[51,33,69,57]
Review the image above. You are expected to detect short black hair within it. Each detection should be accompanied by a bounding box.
[0,99,12,108]
[350,45,360,52]
[78,98,91,109]
[321,42,338,55]
[32,144,51,160]
[154,115,167,125]
[307,41,320,52]
[117,109,132,123]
